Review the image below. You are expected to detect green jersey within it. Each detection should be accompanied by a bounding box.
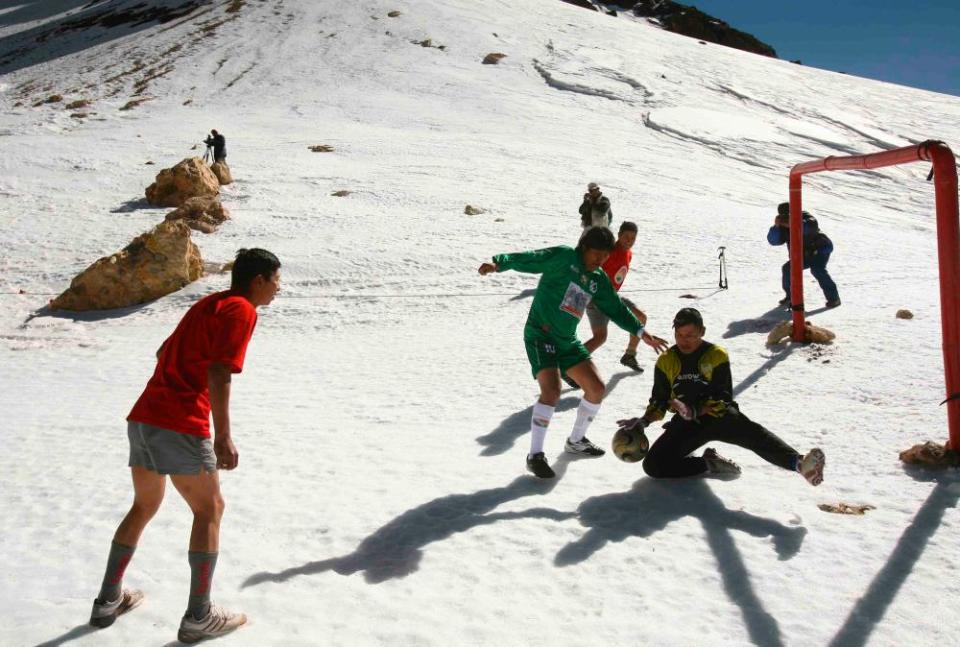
[493,246,644,342]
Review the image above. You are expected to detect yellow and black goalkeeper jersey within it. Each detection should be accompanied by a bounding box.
[643,341,735,423]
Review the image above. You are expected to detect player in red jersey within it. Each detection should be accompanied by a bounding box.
[583,221,649,372]
[89,248,280,644]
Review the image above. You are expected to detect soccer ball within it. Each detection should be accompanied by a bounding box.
[612,427,649,463]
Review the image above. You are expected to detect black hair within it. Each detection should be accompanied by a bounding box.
[231,248,281,291]
[777,202,790,217]
[577,226,616,253]
[672,307,704,329]
[619,221,638,234]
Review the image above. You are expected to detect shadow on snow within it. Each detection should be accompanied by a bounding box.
[241,455,577,587]
[556,478,806,647]
[475,370,642,457]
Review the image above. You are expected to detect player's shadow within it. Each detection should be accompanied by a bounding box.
[33,623,97,646]
[509,288,537,301]
[241,455,576,588]
[827,471,960,647]
[475,370,641,456]
[732,345,797,398]
[722,305,789,340]
[557,478,806,647]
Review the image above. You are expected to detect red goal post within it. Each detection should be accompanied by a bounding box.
[786,140,960,449]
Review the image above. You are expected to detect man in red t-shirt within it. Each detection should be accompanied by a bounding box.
[584,222,649,372]
[89,248,281,644]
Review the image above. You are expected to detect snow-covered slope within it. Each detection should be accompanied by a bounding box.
[2,1,959,645]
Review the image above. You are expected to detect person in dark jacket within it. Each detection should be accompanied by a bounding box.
[767,202,840,308]
[616,307,825,485]
[579,182,612,230]
[204,129,227,163]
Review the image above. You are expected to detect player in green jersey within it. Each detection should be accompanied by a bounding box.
[479,227,668,478]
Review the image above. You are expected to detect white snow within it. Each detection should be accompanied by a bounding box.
[2,1,959,645]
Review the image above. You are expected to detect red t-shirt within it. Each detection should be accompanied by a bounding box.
[128,291,258,438]
[602,246,632,291]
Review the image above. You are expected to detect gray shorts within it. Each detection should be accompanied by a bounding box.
[587,297,635,328]
[127,421,216,475]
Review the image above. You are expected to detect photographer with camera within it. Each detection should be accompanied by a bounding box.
[204,129,227,163]
[579,182,612,230]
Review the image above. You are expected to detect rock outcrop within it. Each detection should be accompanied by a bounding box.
[165,195,231,234]
[145,157,220,207]
[50,220,203,311]
[565,1,778,58]
[210,160,233,185]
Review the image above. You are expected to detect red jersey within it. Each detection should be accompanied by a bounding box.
[601,246,632,291]
[128,291,258,438]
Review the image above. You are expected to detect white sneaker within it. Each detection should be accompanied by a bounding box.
[565,436,606,457]
[799,448,825,486]
[89,589,144,628]
[703,448,741,476]
[177,603,248,643]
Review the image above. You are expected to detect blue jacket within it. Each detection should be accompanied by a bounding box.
[767,212,832,258]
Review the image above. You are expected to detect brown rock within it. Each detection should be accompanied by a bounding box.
[309,144,334,152]
[464,205,485,215]
[331,190,351,197]
[899,441,960,468]
[165,196,231,234]
[210,160,233,185]
[896,309,914,320]
[482,53,507,65]
[387,10,401,17]
[767,320,835,346]
[50,220,202,311]
[145,157,220,208]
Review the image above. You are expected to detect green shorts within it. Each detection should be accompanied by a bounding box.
[523,328,591,379]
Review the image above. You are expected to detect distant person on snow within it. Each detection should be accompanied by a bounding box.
[768,201,840,309]
[579,182,612,230]
[88,248,280,644]
[478,227,668,479]
[583,221,650,373]
[204,129,227,163]
[616,307,826,485]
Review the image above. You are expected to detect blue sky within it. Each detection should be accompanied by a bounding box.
[684,0,960,97]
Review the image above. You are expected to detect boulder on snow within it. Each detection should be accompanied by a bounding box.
[50,220,203,311]
[899,441,960,468]
[896,309,914,320]
[464,205,485,215]
[766,320,835,346]
[145,157,220,208]
[165,195,231,234]
[210,160,233,185]
[482,52,507,65]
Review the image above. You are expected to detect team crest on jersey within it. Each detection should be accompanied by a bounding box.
[614,266,628,285]
[589,280,597,293]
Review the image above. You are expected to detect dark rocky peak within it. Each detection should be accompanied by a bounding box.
[561,0,778,59]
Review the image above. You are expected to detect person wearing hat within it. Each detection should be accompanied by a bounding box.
[617,307,826,485]
[579,182,613,230]
[478,227,668,478]
[768,202,839,308]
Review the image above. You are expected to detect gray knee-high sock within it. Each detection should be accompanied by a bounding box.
[187,551,218,620]
[98,541,136,603]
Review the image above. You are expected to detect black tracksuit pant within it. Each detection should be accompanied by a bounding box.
[643,410,800,478]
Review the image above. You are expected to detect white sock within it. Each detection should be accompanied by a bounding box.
[569,399,602,443]
[529,401,555,456]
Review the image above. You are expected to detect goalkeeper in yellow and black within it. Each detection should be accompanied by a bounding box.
[479,227,668,479]
[616,307,826,485]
